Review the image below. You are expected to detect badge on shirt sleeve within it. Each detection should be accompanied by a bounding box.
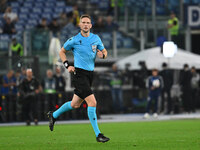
[92,45,97,53]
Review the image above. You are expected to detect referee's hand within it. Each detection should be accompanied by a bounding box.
[97,50,104,59]
[68,66,75,73]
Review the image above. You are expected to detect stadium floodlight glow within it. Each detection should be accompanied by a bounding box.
[163,41,178,58]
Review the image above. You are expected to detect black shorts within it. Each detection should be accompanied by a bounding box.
[72,67,94,99]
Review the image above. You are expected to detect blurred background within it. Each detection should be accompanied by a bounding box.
[0,0,200,123]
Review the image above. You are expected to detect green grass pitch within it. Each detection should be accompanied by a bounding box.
[0,119,200,150]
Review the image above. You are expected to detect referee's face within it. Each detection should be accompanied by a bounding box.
[79,17,92,33]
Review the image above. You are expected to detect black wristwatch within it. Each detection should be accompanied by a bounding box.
[63,60,69,69]
[103,54,105,59]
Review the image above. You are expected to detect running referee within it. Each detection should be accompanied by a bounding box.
[48,14,110,143]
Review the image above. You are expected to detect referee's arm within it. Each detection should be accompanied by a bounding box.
[59,47,68,62]
[59,47,75,72]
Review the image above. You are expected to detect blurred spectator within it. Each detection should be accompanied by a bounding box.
[160,63,173,114]
[42,69,56,110]
[19,69,41,125]
[107,0,114,16]
[138,61,148,99]
[11,38,23,57]
[122,63,132,85]
[48,18,60,36]
[144,69,163,119]
[0,0,7,13]
[105,16,118,31]
[3,18,16,34]
[190,67,200,112]
[53,66,66,92]
[133,61,148,99]
[42,69,56,93]
[58,12,68,28]
[167,12,179,46]
[20,67,26,80]
[93,16,105,33]
[1,70,17,95]
[15,70,23,87]
[179,64,192,113]
[107,0,124,16]
[109,64,123,113]
[72,5,80,27]
[37,18,48,30]
[3,6,18,23]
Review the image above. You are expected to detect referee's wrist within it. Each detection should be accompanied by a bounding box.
[63,60,69,69]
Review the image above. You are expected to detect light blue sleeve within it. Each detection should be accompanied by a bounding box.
[96,35,105,51]
[63,37,74,51]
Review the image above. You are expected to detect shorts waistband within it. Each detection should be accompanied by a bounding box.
[75,67,93,73]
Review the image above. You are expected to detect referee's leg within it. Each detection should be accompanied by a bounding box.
[48,94,83,131]
[85,94,110,142]
[53,94,83,119]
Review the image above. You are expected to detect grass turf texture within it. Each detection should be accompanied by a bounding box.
[0,119,200,150]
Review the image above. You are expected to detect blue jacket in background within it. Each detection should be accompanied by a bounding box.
[1,75,17,95]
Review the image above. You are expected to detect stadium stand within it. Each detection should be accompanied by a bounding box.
[0,0,199,53]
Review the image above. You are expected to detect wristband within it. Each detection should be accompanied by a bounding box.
[63,60,69,69]
[103,54,105,59]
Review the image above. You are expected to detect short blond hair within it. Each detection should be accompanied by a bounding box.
[80,14,91,21]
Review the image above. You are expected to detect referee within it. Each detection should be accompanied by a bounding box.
[48,14,110,143]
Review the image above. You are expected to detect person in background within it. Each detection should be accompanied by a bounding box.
[179,64,192,113]
[167,12,179,46]
[20,67,26,80]
[138,61,148,99]
[42,69,56,110]
[11,38,23,57]
[93,16,105,33]
[53,66,66,92]
[48,18,60,36]
[15,70,24,88]
[18,69,41,125]
[58,12,68,28]
[159,63,173,114]
[122,63,132,85]
[3,6,18,23]
[72,5,80,27]
[37,18,48,30]
[109,64,123,113]
[190,67,200,112]
[107,0,123,16]
[1,70,17,95]
[3,18,16,34]
[42,69,56,93]
[144,69,163,119]
[0,0,7,13]
[105,16,118,32]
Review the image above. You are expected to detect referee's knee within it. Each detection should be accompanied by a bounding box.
[71,102,81,109]
[86,99,97,107]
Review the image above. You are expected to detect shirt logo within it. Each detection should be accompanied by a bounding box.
[92,45,97,53]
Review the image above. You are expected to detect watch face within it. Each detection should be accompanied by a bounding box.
[64,63,68,67]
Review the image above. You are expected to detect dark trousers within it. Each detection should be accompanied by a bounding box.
[191,88,198,112]
[171,35,179,47]
[22,96,37,121]
[111,88,123,112]
[146,95,159,113]
[161,89,172,113]
[182,88,192,112]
